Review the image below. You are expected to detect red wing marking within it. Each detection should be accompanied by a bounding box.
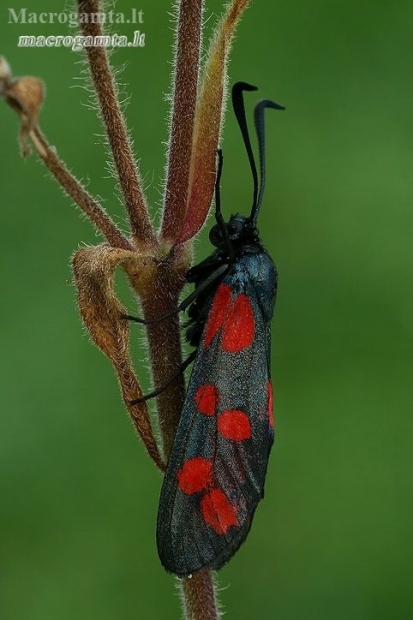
[177,458,213,494]
[204,284,232,348]
[218,410,252,441]
[200,488,239,535]
[222,294,255,352]
[195,384,219,416]
[267,380,274,428]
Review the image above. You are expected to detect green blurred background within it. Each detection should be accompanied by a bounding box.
[1,1,412,618]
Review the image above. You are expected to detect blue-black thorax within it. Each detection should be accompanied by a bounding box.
[185,214,277,347]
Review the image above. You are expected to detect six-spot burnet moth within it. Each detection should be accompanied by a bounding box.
[154,82,284,577]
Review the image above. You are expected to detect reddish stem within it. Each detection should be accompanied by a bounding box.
[161,0,204,245]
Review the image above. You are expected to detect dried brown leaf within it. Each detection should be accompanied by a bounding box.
[72,244,165,471]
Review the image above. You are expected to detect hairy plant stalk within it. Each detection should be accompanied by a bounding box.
[0,0,255,617]
[78,0,156,247]
[177,0,252,244]
[31,126,133,250]
[161,0,203,244]
[181,569,221,620]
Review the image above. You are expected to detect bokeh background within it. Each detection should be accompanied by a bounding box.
[1,1,412,618]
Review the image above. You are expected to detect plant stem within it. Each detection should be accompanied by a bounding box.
[161,0,203,244]
[78,0,156,248]
[181,569,221,620]
[31,126,133,250]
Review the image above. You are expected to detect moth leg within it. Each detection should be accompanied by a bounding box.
[122,264,229,325]
[130,351,196,405]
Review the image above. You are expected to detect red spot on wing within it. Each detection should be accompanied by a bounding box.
[218,409,252,441]
[177,458,212,494]
[222,294,255,352]
[204,284,232,348]
[267,380,274,428]
[195,384,219,416]
[200,488,239,535]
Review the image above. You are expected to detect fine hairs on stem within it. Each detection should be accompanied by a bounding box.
[0,1,253,618]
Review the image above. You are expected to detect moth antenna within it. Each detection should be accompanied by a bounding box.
[252,99,285,226]
[214,149,233,259]
[231,82,259,214]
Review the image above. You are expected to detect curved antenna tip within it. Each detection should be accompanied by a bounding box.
[232,81,258,94]
[256,99,286,112]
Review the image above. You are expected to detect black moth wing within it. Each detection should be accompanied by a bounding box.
[157,250,277,577]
